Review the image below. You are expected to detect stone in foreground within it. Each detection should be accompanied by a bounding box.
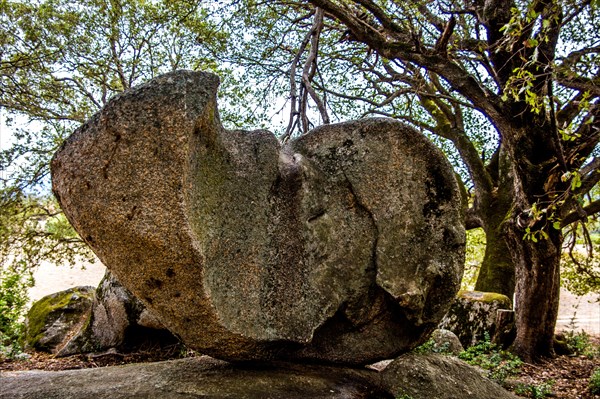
[51,70,465,364]
[0,355,519,399]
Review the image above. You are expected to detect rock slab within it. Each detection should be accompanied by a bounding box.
[51,70,465,364]
[0,355,519,399]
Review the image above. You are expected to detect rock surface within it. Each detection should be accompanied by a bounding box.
[429,328,464,355]
[0,355,518,399]
[58,271,177,356]
[384,353,519,399]
[24,287,95,354]
[51,70,465,364]
[439,290,513,347]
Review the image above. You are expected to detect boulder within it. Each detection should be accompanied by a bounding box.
[429,328,464,355]
[383,353,519,399]
[51,70,465,364]
[24,287,95,354]
[58,270,178,356]
[0,354,519,399]
[439,290,514,348]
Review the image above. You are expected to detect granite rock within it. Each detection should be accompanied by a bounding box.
[51,70,465,364]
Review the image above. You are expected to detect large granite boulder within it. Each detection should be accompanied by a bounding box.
[1,355,519,399]
[51,70,465,364]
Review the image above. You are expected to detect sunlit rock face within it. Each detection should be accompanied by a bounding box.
[51,70,465,365]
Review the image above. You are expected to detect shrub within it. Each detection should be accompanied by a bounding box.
[563,330,598,358]
[458,332,523,384]
[514,380,555,398]
[0,260,33,359]
[412,338,452,355]
[590,367,600,395]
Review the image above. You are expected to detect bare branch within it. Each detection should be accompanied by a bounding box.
[434,16,456,56]
[301,8,330,127]
[282,19,313,141]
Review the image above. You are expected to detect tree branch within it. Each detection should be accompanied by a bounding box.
[310,0,508,130]
[562,199,600,227]
[301,7,330,127]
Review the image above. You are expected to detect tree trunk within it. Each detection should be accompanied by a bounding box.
[505,218,562,362]
[475,221,515,299]
[474,147,516,299]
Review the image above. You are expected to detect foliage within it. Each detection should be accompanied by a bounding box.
[463,228,486,291]
[561,222,600,296]
[459,333,523,384]
[412,338,453,355]
[0,260,32,359]
[514,380,555,398]
[590,367,600,395]
[562,329,599,358]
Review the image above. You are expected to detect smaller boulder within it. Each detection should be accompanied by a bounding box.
[439,290,514,348]
[24,287,95,353]
[58,270,178,356]
[382,353,519,399]
[430,329,464,355]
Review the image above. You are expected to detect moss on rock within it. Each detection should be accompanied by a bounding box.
[24,286,95,352]
[439,290,513,348]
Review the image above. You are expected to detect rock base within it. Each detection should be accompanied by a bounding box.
[1,354,518,399]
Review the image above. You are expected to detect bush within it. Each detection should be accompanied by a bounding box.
[458,332,523,384]
[590,368,600,395]
[563,330,599,358]
[0,260,33,359]
[514,380,555,398]
[412,338,452,355]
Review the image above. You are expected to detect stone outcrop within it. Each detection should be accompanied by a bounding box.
[439,290,515,348]
[1,355,519,399]
[24,287,94,354]
[58,270,178,356]
[51,70,465,364]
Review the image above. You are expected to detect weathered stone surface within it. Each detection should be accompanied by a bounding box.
[51,70,465,364]
[430,328,464,355]
[439,290,513,347]
[24,287,94,354]
[384,353,519,399]
[58,270,177,356]
[0,355,518,399]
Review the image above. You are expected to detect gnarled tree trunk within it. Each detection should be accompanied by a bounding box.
[505,220,562,361]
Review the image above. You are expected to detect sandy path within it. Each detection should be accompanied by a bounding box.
[28,261,106,303]
[556,288,600,335]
